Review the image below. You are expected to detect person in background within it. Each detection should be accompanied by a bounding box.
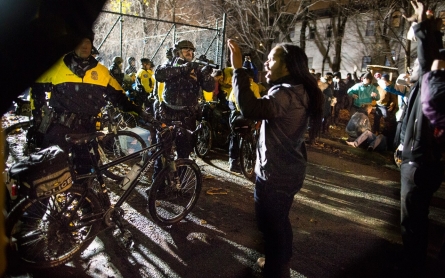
[210,69,225,102]
[243,54,259,83]
[109,56,124,85]
[319,75,333,134]
[228,39,323,278]
[227,68,261,172]
[125,56,137,75]
[135,58,155,108]
[347,72,379,115]
[345,73,355,112]
[220,61,234,101]
[345,105,387,151]
[332,71,347,125]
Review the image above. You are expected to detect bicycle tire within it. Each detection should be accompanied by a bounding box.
[194,120,212,158]
[148,158,202,225]
[117,112,138,130]
[100,130,147,181]
[239,136,256,179]
[5,184,102,269]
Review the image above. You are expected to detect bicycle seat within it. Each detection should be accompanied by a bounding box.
[65,132,105,145]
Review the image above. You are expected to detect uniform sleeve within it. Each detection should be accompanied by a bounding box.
[105,76,142,114]
[155,63,186,83]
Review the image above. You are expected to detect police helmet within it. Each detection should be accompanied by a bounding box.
[175,40,195,51]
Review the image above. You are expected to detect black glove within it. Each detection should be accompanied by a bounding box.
[201,65,213,76]
[140,110,154,124]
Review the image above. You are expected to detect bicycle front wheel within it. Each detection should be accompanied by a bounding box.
[100,130,147,181]
[239,136,256,179]
[5,184,102,269]
[194,120,212,158]
[148,158,202,225]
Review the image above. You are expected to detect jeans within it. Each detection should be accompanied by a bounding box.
[374,105,388,133]
[254,177,301,278]
[400,161,444,271]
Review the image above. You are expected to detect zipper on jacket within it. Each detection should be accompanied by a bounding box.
[411,119,417,151]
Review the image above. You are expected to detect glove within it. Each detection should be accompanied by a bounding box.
[201,65,213,76]
[140,110,154,124]
[174,57,186,65]
[140,110,163,131]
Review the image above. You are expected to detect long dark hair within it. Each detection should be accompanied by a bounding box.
[277,43,323,141]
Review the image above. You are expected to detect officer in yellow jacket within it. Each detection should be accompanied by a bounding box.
[135,58,155,108]
[30,33,150,159]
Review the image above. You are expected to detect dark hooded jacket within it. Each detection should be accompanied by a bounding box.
[233,68,310,191]
[400,19,443,164]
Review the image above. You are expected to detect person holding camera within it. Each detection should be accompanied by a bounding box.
[154,39,215,161]
[243,54,259,83]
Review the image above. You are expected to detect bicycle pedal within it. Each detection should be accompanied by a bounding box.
[113,228,134,249]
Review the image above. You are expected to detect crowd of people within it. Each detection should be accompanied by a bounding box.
[5,0,444,277]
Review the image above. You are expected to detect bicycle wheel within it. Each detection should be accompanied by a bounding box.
[239,136,256,179]
[117,112,138,130]
[194,120,212,158]
[100,130,147,181]
[148,158,202,225]
[5,184,102,269]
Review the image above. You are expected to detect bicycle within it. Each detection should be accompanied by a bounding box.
[194,100,231,158]
[238,123,259,179]
[5,119,202,269]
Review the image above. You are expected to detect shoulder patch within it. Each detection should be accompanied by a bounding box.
[91,71,98,80]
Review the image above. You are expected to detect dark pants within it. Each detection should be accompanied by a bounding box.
[400,162,444,273]
[333,94,347,125]
[352,130,387,151]
[228,102,240,161]
[255,177,301,278]
[374,105,393,133]
[153,103,197,178]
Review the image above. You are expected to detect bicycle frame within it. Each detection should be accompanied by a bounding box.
[65,128,176,229]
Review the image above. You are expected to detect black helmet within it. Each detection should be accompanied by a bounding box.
[112,56,123,65]
[140,58,150,64]
[174,40,195,51]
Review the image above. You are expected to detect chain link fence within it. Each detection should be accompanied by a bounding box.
[93,11,225,70]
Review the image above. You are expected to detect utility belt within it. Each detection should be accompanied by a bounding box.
[38,106,97,133]
[164,102,195,111]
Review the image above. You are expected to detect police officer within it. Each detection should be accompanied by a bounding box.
[154,40,215,159]
[125,56,137,75]
[109,56,124,84]
[135,58,155,108]
[29,33,152,172]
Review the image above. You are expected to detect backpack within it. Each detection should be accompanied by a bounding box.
[9,145,72,199]
[421,70,445,144]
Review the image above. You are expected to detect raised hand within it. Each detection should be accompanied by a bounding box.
[403,0,426,23]
[227,39,243,69]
